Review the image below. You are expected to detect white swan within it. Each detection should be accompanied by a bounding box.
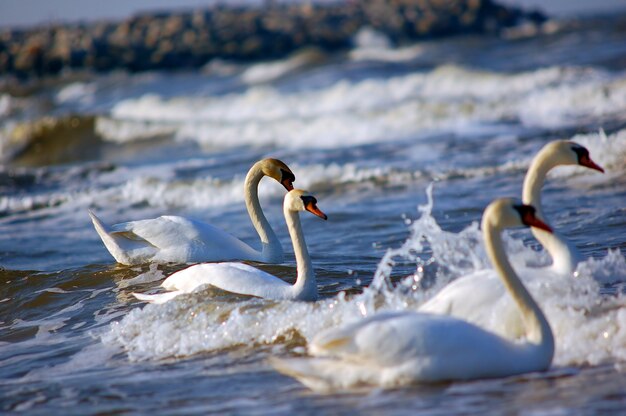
[271,198,555,391]
[132,189,327,304]
[89,158,296,265]
[419,141,604,337]
[522,140,603,275]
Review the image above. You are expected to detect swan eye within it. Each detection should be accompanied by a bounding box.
[301,195,327,220]
[300,195,318,205]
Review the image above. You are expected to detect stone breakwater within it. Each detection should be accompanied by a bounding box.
[0,0,544,79]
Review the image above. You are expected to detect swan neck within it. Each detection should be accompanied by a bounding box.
[522,154,552,218]
[483,221,554,354]
[244,164,282,262]
[522,151,580,274]
[284,208,316,298]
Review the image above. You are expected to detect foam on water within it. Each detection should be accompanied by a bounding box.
[0,94,12,118]
[4,125,624,220]
[95,65,626,148]
[240,48,326,85]
[55,82,97,106]
[0,159,412,219]
[349,27,424,63]
[101,186,626,368]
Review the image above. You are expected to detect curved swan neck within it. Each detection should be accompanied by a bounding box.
[482,220,554,354]
[245,164,282,262]
[522,148,581,274]
[522,152,553,219]
[284,207,316,299]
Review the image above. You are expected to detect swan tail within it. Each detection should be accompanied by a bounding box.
[270,357,337,392]
[132,290,183,304]
[269,357,372,392]
[89,210,152,265]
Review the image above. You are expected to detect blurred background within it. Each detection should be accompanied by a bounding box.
[1,0,625,28]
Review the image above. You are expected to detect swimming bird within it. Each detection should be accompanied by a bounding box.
[271,198,554,391]
[133,189,327,304]
[89,158,296,265]
[522,141,603,275]
[419,141,603,337]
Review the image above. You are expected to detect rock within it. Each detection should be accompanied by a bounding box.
[0,0,546,80]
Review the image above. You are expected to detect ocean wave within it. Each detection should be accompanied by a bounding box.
[0,115,95,163]
[3,126,624,218]
[240,48,327,85]
[95,65,625,149]
[349,27,424,63]
[0,160,400,218]
[101,186,626,366]
[55,82,97,106]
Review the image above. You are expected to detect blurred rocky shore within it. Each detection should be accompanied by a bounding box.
[0,0,544,80]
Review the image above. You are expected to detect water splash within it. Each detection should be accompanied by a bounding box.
[101,186,626,368]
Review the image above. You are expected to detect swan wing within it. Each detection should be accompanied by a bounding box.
[302,312,541,385]
[420,266,561,339]
[311,312,491,365]
[133,262,292,304]
[420,270,504,322]
[108,216,260,263]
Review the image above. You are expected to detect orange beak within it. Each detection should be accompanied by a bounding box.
[579,154,604,173]
[305,201,328,220]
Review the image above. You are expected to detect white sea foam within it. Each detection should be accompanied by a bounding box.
[353,27,393,50]
[349,44,425,63]
[95,65,626,149]
[4,123,624,218]
[55,82,97,105]
[0,94,12,118]
[240,48,326,85]
[349,27,424,63]
[95,117,177,143]
[101,187,626,368]
[0,160,399,219]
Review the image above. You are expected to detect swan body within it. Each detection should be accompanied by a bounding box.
[419,141,604,337]
[90,158,296,265]
[272,199,555,391]
[133,189,327,304]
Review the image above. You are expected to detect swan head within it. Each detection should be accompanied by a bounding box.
[260,158,296,191]
[483,198,552,233]
[541,141,604,173]
[285,189,328,220]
